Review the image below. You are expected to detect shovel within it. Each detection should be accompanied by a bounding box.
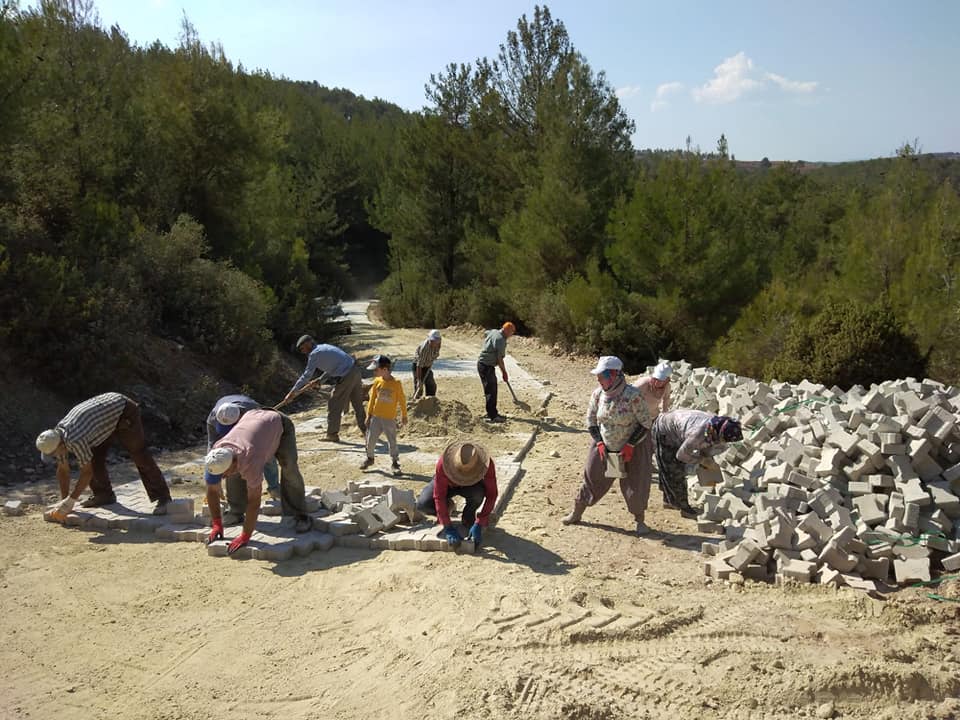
[504,379,531,412]
[273,378,328,410]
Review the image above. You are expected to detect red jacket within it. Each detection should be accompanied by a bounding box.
[433,456,498,527]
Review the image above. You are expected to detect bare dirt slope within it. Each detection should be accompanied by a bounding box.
[1,309,959,720]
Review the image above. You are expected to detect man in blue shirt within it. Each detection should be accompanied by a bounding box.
[280,335,366,442]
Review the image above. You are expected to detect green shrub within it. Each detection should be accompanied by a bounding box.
[765,300,927,388]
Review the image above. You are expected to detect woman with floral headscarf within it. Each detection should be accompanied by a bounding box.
[562,356,653,537]
[652,410,742,517]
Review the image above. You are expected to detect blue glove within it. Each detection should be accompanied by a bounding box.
[443,525,462,547]
[467,523,482,545]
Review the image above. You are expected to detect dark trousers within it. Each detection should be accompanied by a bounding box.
[225,413,308,517]
[417,479,485,528]
[328,363,366,435]
[477,361,498,419]
[412,363,436,397]
[90,400,171,503]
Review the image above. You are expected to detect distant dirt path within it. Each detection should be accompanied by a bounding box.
[0,306,958,720]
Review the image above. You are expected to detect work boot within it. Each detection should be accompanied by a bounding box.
[324,433,341,443]
[294,515,312,533]
[391,460,401,477]
[267,488,281,502]
[679,505,698,519]
[561,502,586,525]
[81,494,117,508]
[635,520,651,537]
[152,499,169,516]
[359,456,374,470]
[222,511,244,526]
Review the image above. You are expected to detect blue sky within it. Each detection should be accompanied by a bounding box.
[75,0,959,161]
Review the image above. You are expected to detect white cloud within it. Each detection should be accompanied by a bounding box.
[691,52,819,104]
[616,85,643,100]
[650,81,684,112]
[765,72,818,94]
[692,52,760,104]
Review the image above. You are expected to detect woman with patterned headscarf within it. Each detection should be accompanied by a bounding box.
[562,356,653,537]
[652,410,742,517]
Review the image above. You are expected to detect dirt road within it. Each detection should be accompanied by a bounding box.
[1,307,958,720]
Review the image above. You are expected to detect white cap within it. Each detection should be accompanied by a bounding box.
[205,447,235,475]
[215,403,242,426]
[653,361,673,381]
[428,329,441,342]
[36,429,62,456]
[590,356,624,375]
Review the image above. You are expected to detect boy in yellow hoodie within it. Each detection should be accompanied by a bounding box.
[362,355,407,475]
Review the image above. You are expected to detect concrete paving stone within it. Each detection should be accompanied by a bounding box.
[337,534,373,550]
[920,534,951,552]
[846,538,868,555]
[894,557,930,583]
[839,574,878,592]
[847,481,872,496]
[259,544,295,562]
[370,501,400,531]
[888,455,920,482]
[943,462,960,483]
[166,498,195,518]
[207,541,229,557]
[818,542,858,572]
[868,474,895,490]
[320,490,352,512]
[778,558,816,582]
[903,502,921,530]
[853,494,888,527]
[867,542,894,559]
[894,391,929,420]
[728,538,762,572]
[697,520,724,534]
[912,453,944,483]
[818,567,843,586]
[3,500,25,516]
[894,542,931,560]
[826,430,860,456]
[798,512,833,545]
[387,530,420,550]
[929,483,960,518]
[353,508,384,537]
[942,552,960,571]
[704,559,735,580]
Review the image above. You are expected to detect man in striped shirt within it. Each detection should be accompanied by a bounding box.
[36,392,172,519]
[412,329,442,399]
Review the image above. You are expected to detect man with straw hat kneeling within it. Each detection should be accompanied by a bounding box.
[417,440,498,549]
[203,408,312,554]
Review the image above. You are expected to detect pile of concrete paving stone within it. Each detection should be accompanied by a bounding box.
[310,479,480,552]
[661,361,960,592]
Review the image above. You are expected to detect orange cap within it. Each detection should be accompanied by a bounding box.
[502,321,516,333]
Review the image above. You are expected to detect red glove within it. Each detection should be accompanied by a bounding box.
[596,442,606,460]
[621,443,635,463]
[207,519,224,545]
[227,532,251,555]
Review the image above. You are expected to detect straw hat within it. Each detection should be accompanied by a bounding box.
[441,440,490,487]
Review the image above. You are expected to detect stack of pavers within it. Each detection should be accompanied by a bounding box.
[660,361,960,592]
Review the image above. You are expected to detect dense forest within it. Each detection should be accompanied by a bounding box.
[3,1,960,406]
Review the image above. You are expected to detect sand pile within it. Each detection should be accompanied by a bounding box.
[406,397,483,435]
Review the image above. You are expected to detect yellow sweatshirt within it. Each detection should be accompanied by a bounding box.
[366,376,407,422]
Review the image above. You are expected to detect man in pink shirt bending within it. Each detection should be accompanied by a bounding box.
[416,440,498,551]
[204,408,312,553]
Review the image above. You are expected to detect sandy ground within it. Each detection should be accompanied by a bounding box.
[1,305,959,720]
